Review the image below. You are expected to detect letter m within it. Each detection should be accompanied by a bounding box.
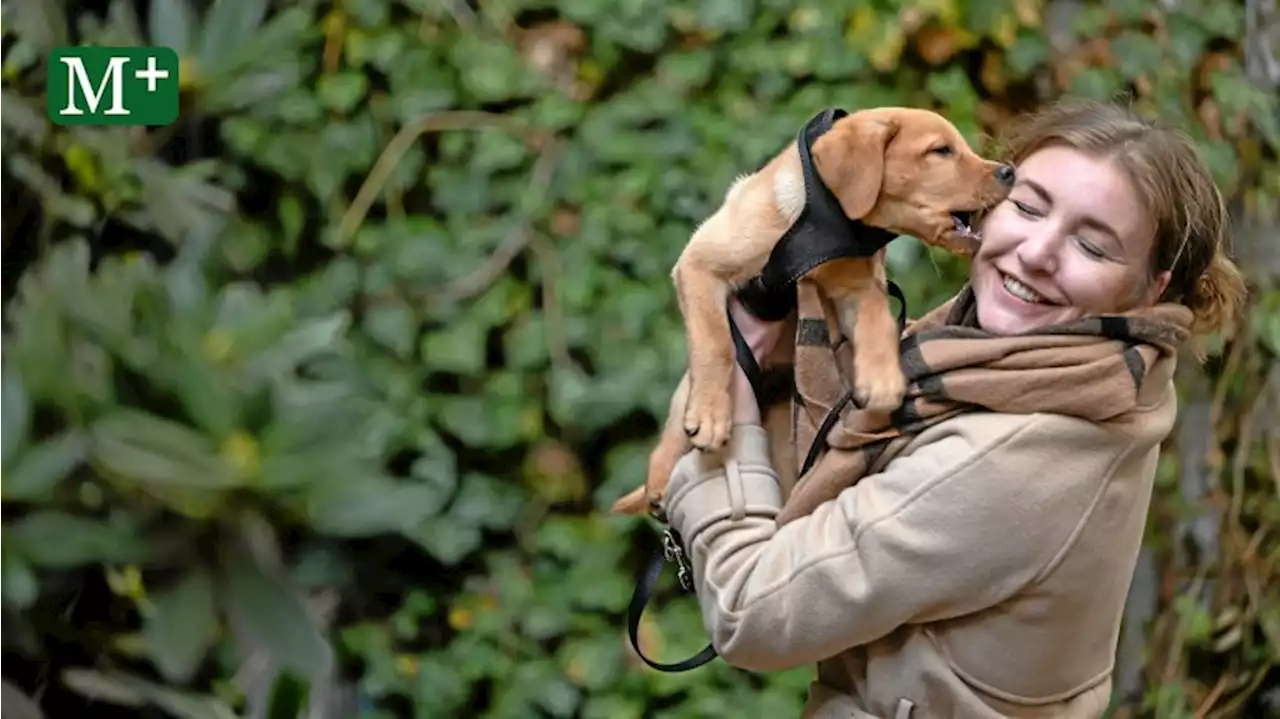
[60,56,130,116]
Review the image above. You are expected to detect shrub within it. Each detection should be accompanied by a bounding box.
[2,0,1277,717]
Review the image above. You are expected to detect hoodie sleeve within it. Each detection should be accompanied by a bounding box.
[659,414,1127,672]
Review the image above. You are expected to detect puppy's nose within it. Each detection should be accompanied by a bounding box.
[995,164,1016,185]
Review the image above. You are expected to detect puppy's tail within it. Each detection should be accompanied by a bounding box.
[610,486,651,515]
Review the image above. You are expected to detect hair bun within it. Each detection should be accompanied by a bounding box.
[1190,254,1248,336]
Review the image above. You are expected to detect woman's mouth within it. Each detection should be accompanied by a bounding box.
[1001,273,1052,304]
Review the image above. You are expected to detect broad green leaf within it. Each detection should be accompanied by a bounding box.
[223,557,334,679]
[317,72,368,114]
[144,568,219,683]
[1005,32,1050,78]
[0,680,46,719]
[413,653,473,715]
[304,475,449,536]
[264,672,309,719]
[278,192,305,255]
[2,364,31,466]
[257,382,385,490]
[62,668,238,719]
[5,512,151,568]
[449,473,526,531]
[0,90,49,142]
[580,695,645,719]
[91,409,239,490]
[1,548,39,609]
[1066,66,1125,102]
[2,431,91,500]
[1111,30,1164,80]
[558,634,623,690]
[61,669,145,707]
[434,373,538,450]
[196,0,270,72]
[200,67,298,111]
[240,312,351,383]
[387,48,458,123]
[170,353,239,440]
[149,0,196,55]
[408,515,482,566]
[361,301,419,360]
[6,0,68,51]
[420,321,488,375]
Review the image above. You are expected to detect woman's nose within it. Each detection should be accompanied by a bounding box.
[1014,230,1060,274]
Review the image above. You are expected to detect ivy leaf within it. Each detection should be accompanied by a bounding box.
[316,72,368,114]
[408,514,482,566]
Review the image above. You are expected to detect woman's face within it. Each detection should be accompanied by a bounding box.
[970,145,1171,335]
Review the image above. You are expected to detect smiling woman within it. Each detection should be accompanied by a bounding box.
[971,99,1247,338]
[644,98,1251,719]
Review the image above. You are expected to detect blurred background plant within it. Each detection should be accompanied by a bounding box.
[1,0,1277,717]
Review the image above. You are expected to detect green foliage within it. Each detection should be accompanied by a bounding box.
[2,0,1278,717]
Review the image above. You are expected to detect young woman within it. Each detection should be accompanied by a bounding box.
[654,99,1248,718]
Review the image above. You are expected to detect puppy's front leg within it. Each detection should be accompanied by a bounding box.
[672,259,735,451]
[814,258,906,414]
[843,280,905,413]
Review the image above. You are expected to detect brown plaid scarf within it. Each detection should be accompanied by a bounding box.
[775,279,1193,526]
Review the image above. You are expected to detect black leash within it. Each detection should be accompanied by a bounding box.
[623,304,769,672]
[624,106,911,673]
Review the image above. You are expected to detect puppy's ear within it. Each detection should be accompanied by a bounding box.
[811,117,899,220]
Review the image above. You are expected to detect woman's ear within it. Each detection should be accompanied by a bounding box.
[1143,269,1172,306]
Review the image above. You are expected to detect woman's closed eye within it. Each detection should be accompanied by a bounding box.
[1075,236,1108,260]
[1010,199,1043,218]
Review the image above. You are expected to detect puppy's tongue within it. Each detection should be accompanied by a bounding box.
[953,215,981,241]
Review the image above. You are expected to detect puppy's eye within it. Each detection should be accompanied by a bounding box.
[928,145,954,157]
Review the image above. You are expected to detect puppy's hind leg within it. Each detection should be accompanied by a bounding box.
[672,258,736,452]
[611,373,693,516]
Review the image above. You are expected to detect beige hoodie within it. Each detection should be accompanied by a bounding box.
[659,363,1177,718]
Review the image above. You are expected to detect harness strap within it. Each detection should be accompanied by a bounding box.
[625,281,906,673]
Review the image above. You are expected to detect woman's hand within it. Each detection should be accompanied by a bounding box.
[726,296,789,426]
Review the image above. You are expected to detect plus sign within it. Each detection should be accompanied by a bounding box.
[134,56,169,93]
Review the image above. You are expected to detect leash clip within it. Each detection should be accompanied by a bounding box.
[662,528,694,593]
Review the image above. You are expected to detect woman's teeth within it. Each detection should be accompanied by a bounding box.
[1002,274,1046,304]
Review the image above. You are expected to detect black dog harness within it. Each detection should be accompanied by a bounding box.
[626,108,909,672]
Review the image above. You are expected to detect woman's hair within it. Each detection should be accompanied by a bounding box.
[990,98,1248,338]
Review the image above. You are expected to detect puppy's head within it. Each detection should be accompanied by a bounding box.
[811,108,1015,255]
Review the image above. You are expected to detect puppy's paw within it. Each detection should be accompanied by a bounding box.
[683,389,733,451]
[853,370,907,414]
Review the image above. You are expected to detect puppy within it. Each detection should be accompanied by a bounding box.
[612,107,1014,517]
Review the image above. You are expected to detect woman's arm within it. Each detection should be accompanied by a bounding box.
[660,411,1127,672]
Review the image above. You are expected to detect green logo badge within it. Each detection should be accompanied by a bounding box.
[47,46,180,126]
